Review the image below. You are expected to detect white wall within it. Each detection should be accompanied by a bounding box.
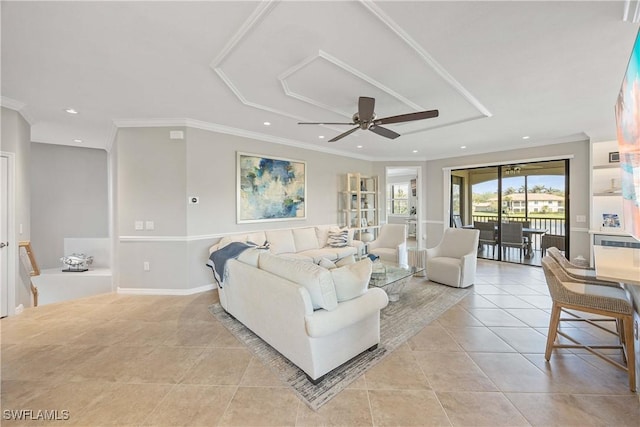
[114,126,372,292]
[31,143,109,268]
[1,107,32,310]
[423,140,591,260]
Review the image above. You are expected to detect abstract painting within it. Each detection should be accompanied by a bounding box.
[615,28,640,240]
[237,152,306,223]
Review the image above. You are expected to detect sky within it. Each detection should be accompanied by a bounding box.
[472,175,565,194]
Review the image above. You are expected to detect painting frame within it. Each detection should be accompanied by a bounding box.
[237,152,307,224]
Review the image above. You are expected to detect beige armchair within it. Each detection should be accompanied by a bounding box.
[426,228,480,288]
[368,224,408,266]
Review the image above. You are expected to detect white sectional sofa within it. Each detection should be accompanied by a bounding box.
[208,229,388,383]
[209,226,365,263]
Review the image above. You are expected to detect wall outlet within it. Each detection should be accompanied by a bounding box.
[143,261,150,271]
[145,221,154,230]
[188,196,199,205]
[134,220,144,230]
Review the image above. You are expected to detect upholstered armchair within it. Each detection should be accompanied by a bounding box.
[426,228,480,288]
[368,224,408,266]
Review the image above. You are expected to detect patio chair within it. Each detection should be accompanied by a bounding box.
[501,222,527,259]
[541,256,635,391]
[474,221,497,258]
[541,234,565,257]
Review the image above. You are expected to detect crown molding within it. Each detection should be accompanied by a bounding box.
[279,50,424,119]
[112,117,375,161]
[1,96,33,124]
[360,0,492,119]
[622,0,640,23]
[209,0,277,69]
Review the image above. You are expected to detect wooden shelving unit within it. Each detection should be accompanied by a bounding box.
[341,173,380,242]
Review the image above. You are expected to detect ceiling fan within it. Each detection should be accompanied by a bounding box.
[298,96,439,142]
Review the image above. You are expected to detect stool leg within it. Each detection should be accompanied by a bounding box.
[545,303,561,361]
[623,316,636,392]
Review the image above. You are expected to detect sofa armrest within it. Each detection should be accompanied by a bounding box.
[305,288,388,338]
[425,245,440,260]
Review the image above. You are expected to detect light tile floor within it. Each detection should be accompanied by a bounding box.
[1,260,639,426]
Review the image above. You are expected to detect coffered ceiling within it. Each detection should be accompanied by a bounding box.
[1,1,638,160]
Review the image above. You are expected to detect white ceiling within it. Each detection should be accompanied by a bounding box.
[2,1,639,161]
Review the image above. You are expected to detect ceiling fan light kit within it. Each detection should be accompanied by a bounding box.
[298,96,439,142]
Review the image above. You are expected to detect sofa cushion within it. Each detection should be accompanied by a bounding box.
[292,227,320,252]
[246,231,267,246]
[318,258,337,269]
[278,253,314,262]
[237,247,261,267]
[218,234,247,250]
[335,254,356,267]
[315,227,330,248]
[259,252,338,311]
[331,259,372,302]
[265,229,296,255]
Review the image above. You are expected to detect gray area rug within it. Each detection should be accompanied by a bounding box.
[208,278,471,410]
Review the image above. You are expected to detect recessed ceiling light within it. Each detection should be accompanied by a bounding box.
[460,145,467,149]
[357,145,363,149]
[318,135,325,139]
[263,121,271,126]
[65,108,78,114]
[412,150,418,153]
[522,136,530,140]
[73,139,82,143]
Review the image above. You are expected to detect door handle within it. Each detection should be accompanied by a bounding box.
[0,242,7,248]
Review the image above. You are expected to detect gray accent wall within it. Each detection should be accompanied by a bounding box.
[1,107,32,310]
[31,143,109,269]
[115,126,372,291]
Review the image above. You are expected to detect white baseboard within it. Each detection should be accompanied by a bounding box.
[117,283,216,296]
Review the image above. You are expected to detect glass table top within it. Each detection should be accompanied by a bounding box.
[369,261,424,289]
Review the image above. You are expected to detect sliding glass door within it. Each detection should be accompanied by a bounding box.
[452,159,569,266]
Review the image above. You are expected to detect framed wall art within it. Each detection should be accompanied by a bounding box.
[237,152,306,223]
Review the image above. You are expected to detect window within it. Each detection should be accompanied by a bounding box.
[388,184,409,214]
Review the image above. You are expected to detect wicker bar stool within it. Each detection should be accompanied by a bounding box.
[541,256,636,391]
[546,247,621,288]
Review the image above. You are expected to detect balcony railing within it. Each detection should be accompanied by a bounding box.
[471,214,566,256]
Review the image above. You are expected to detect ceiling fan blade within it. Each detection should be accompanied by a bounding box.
[298,122,355,125]
[369,125,400,140]
[374,109,439,125]
[358,97,375,122]
[329,126,360,142]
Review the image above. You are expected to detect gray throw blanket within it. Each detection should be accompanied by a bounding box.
[207,242,255,288]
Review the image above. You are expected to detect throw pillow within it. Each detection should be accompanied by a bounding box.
[258,252,338,311]
[330,258,372,302]
[317,258,337,270]
[335,254,356,267]
[327,229,349,248]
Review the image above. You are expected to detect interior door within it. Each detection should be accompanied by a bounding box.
[1,156,9,317]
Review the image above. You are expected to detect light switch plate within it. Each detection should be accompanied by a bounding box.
[576,215,586,223]
[134,221,144,230]
[145,221,154,230]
